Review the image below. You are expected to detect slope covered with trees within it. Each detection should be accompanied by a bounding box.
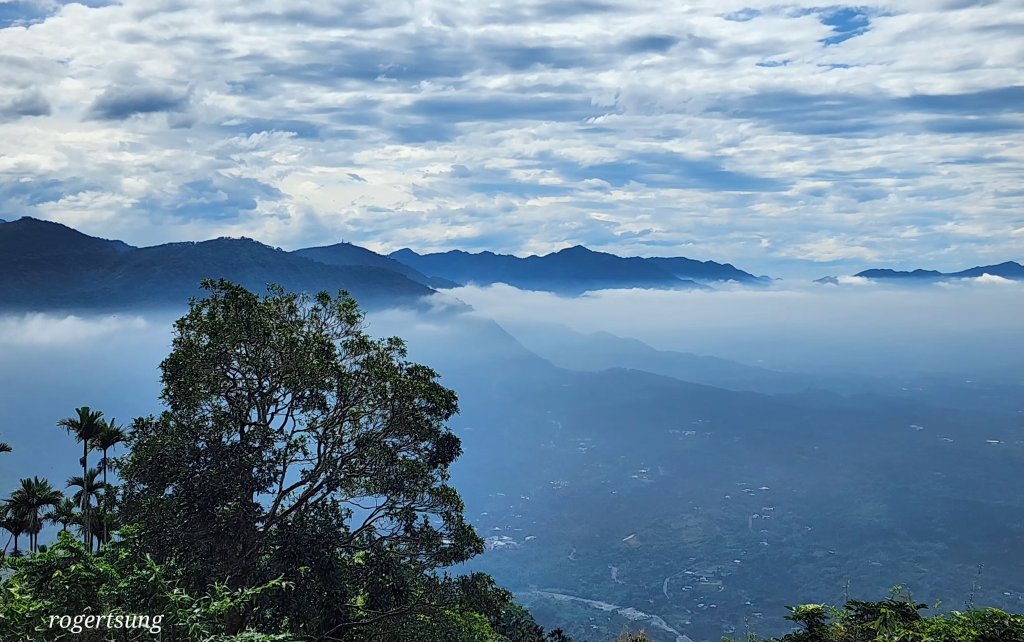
[0,280,575,641]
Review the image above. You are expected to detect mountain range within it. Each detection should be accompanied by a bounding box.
[856,262,1024,280]
[388,247,765,293]
[817,261,1024,283]
[0,217,763,310]
[3,216,1021,311]
[0,217,434,311]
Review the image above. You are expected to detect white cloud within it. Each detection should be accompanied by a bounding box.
[971,273,1015,284]
[0,1,1021,277]
[440,281,1024,375]
[836,275,874,285]
[0,313,149,346]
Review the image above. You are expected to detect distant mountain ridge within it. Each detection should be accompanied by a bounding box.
[388,245,763,293]
[1,217,770,310]
[292,242,458,289]
[0,217,434,311]
[852,261,1024,281]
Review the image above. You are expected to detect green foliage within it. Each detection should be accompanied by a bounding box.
[726,588,1024,642]
[115,280,486,636]
[4,477,63,554]
[56,406,106,552]
[0,532,296,641]
[1,281,574,642]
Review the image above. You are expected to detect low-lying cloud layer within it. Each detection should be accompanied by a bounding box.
[0,312,149,345]
[0,1,1022,277]
[441,281,1024,377]
[1,280,1021,496]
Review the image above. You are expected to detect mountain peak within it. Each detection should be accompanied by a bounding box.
[557,244,593,253]
[0,216,135,255]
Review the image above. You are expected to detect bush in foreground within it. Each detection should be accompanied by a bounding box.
[728,588,1024,642]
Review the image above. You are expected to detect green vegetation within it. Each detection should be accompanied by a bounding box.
[0,280,576,641]
[727,588,1024,642]
[2,280,1022,642]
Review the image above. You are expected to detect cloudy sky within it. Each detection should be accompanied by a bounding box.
[0,0,1021,277]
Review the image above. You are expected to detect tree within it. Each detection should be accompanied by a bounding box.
[95,419,126,545]
[0,442,11,453]
[66,468,104,552]
[117,280,484,638]
[45,497,79,533]
[0,501,28,558]
[6,477,63,553]
[57,406,105,550]
[95,419,126,482]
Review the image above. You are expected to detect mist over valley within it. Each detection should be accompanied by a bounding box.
[3,280,1022,641]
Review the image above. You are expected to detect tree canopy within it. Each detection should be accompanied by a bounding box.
[108,279,551,641]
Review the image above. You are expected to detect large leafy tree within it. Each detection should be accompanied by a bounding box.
[117,279,484,637]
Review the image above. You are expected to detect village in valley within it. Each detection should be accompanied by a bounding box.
[460,404,1024,642]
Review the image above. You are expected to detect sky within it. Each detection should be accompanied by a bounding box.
[0,0,1022,278]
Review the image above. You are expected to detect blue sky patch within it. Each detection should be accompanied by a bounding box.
[820,6,874,45]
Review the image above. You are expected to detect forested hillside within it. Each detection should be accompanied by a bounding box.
[0,280,573,641]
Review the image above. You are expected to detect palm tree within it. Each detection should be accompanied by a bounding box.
[0,501,29,558]
[0,442,11,453]
[87,504,118,549]
[45,497,79,533]
[7,477,63,552]
[94,419,126,546]
[96,420,126,481]
[57,406,104,550]
[66,468,104,552]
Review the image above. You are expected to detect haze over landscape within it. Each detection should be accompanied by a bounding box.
[2,1,1023,641]
[2,218,1023,640]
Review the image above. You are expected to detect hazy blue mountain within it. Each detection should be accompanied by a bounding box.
[389,245,707,293]
[110,238,436,307]
[0,217,137,308]
[852,261,1024,281]
[855,268,945,280]
[950,261,1024,278]
[0,216,134,259]
[373,314,1024,642]
[500,321,815,394]
[0,217,435,310]
[293,242,459,289]
[644,256,764,282]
